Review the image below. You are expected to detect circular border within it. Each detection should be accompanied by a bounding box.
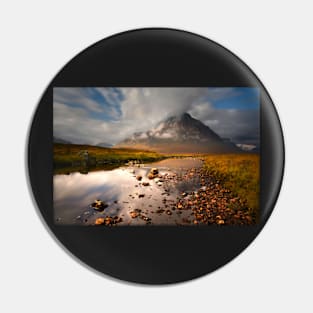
[27,28,284,284]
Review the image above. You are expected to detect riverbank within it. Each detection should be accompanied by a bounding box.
[53,143,166,174]
[54,154,259,226]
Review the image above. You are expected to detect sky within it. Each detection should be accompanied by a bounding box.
[53,87,260,147]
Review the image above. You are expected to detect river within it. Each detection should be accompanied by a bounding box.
[54,157,203,226]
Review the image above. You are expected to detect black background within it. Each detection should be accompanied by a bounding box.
[28,28,284,284]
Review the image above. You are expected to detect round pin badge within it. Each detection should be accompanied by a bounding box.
[28,28,284,284]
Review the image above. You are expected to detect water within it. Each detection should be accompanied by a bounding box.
[54,158,203,225]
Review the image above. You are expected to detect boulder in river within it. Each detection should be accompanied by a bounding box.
[91,199,108,211]
[129,209,141,218]
[151,168,159,175]
[95,218,105,225]
[147,173,155,179]
[148,168,159,179]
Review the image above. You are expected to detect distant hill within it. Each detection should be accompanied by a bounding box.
[236,144,256,151]
[53,136,71,144]
[115,112,239,153]
[96,142,113,148]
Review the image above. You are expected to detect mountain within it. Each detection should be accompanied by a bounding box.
[236,144,256,151]
[96,142,113,148]
[53,136,71,144]
[115,113,239,153]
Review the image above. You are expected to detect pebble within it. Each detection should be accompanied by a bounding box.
[95,218,105,225]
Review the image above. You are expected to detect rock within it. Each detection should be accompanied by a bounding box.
[136,175,142,181]
[166,210,172,215]
[148,168,159,179]
[150,168,159,175]
[138,194,145,198]
[95,218,105,225]
[91,199,108,211]
[129,209,141,218]
[156,209,165,214]
[157,182,163,186]
[113,216,123,223]
[141,216,151,222]
[142,182,150,186]
[217,219,225,225]
[104,217,114,225]
[148,173,155,179]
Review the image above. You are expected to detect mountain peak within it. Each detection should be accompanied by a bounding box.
[115,112,239,153]
[165,112,192,122]
[180,112,192,119]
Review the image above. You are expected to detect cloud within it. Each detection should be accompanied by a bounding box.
[53,87,259,146]
[189,101,259,145]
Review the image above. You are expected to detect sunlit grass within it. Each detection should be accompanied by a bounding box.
[203,154,260,212]
[53,143,165,169]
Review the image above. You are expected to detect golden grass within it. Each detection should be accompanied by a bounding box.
[53,143,165,168]
[203,154,260,211]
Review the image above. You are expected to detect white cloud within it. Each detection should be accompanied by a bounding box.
[53,87,259,146]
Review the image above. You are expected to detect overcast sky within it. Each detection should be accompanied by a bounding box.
[53,87,260,146]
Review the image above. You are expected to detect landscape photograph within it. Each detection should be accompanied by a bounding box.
[53,87,260,226]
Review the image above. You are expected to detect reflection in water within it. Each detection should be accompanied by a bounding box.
[54,158,203,225]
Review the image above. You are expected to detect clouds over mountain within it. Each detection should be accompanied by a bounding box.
[53,87,259,146]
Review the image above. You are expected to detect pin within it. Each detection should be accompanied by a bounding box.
[28,28,284,284]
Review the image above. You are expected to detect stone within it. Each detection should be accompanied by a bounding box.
[141,216,151,222]
[95,218,105,225]
[130,211,139,218]
[142,182,150,186]
[150,168,159,175]
[129,209,141,218]
[136,175,142,181]
[91,199,108,211]
[156,209,165,214]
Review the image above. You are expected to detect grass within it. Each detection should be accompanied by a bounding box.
[53,143,166,173]
[54,144,260,215]
[203,154,260,213]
